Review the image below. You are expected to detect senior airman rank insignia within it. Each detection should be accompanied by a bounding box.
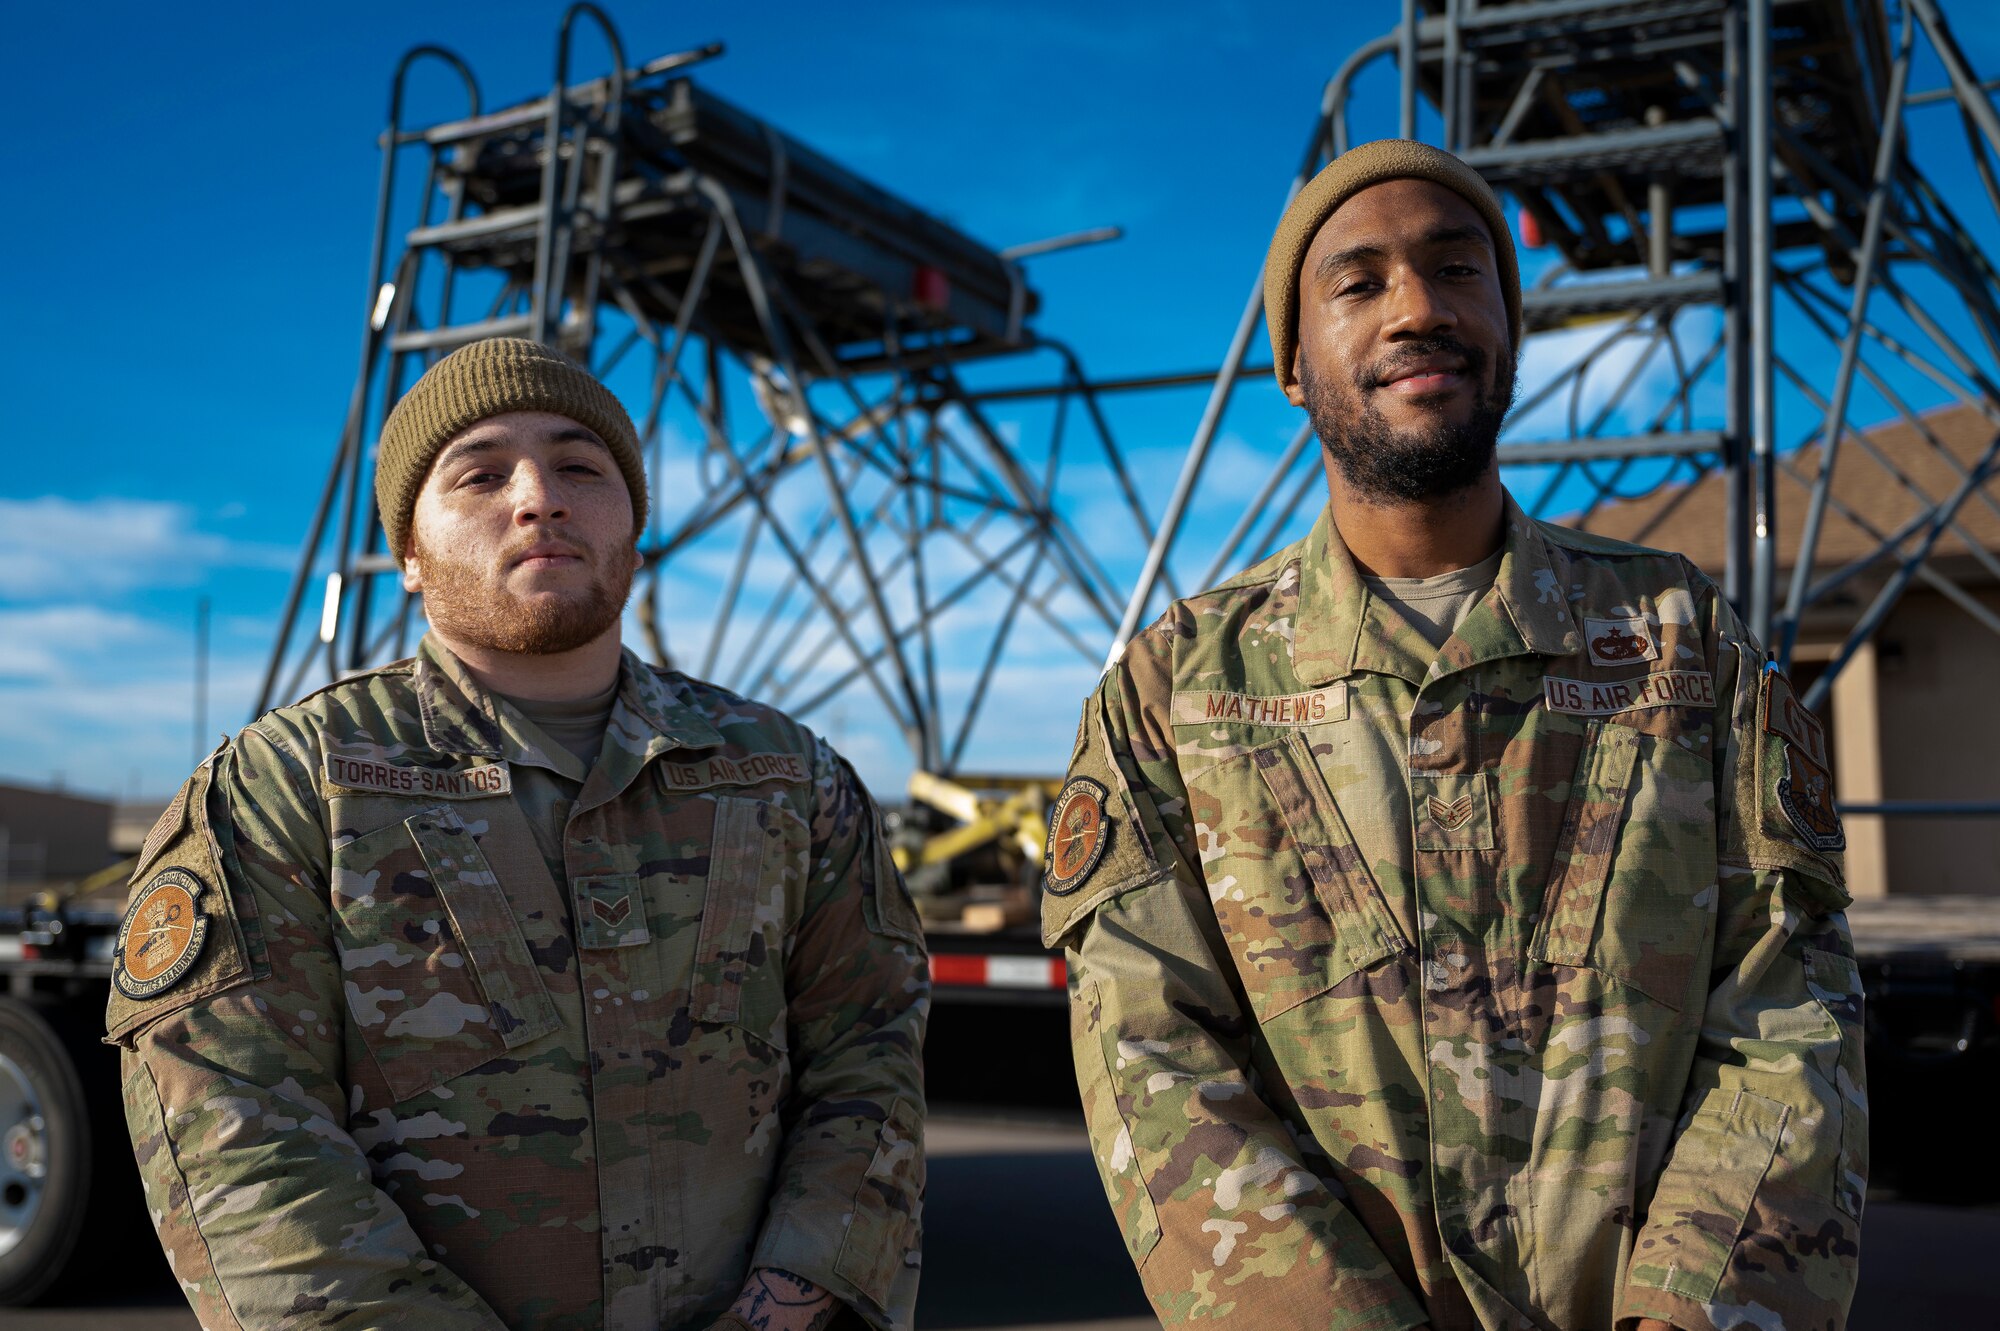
[114,868,212,999]
[1045,776,1111,896]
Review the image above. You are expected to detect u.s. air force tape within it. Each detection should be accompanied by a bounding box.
[114,867,211,999]
[1044,776,1111,896]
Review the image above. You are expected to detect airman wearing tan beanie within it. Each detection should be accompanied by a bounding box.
[1263,138,1521,391]
[374,337,648,557]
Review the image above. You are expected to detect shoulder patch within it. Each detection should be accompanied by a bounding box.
[1762,668,1845,854]
[114,868,211,998]
[1045,776,1111,895]
[104,761,252,1046]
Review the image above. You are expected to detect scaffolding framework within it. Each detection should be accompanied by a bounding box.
[268,0,2000,838]
[260,4,1162,784]
[1115,0,2000,728]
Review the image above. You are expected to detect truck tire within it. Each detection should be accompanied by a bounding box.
[0,996,91,1305]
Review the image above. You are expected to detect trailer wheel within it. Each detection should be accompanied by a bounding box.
[0,997,90,1306]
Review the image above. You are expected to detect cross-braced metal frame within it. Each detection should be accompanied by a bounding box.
[259,5,1163,781]
[1114,0,2000,720]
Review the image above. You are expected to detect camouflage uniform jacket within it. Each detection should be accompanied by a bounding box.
[108,636,929,1331]
[1044,496,1865,1331]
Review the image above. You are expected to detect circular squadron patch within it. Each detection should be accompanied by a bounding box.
[114,868,211,999]
[1045,776,1111,895]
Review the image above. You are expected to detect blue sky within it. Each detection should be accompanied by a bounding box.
[7,1,2000,801]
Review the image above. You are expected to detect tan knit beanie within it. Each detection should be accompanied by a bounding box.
[374,337,648,557]
[1264,139,1521,391]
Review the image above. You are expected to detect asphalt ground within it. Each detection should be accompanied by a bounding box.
[19,999,2000,1328]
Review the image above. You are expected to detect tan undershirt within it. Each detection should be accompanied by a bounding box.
[494,678,620,892]
[1359,548,1503,654]
[497,678,621,772]
[1317,551,1504,938]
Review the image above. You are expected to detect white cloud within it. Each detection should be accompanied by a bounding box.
[1506,308,1724,443]
[0,496,292,600]
[0,604,264,797]
[0,605,154,679]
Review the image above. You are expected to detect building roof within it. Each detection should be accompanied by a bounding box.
[1569,402,2000,580]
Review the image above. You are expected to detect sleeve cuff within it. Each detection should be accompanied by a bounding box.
[1618,1283,1720,1331]
[750,1217,910,1331]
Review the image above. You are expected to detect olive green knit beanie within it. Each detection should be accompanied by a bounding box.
[1264,138,1522,391]
[374,337,648,557]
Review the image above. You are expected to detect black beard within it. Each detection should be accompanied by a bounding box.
[1302,336,1516,504]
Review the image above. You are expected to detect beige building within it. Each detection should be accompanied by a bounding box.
[1576,403,2000,898]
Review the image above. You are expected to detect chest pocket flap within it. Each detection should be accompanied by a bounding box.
[336,806,561,1101]
[1216,736,1411,1020]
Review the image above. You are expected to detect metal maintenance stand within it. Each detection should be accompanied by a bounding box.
[259,4,1159,784]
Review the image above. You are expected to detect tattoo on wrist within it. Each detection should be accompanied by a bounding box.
[728,1267,839,1331]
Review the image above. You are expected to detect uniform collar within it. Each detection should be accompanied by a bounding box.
[415,636,726,785]
[1290,489,1578,687]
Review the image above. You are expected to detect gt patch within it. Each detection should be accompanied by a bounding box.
[1585,616,1660,665]
[1763,667,1830,765]
[1044,776,1111,896]
[114,868,211,999]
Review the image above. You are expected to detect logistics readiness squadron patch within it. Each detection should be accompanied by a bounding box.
[1044,776,1111,896]
[114,867,211,999]
[1764,667,1846,853]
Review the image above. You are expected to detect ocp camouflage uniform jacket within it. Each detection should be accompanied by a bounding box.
[108,637,928,1331]
[1045,496,1865,1331]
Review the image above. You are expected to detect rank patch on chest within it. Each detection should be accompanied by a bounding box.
[1169,684,1348,728]
[574,873,650,949]
[1584,616,1660,666]
[114,868,211,999]
[1412,771,1495,851]
[1543,670,1714,716]
[1044,776,1111,895]
[324,753,512,799]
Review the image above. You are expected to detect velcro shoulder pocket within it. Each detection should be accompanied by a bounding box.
[859,808,925,948]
